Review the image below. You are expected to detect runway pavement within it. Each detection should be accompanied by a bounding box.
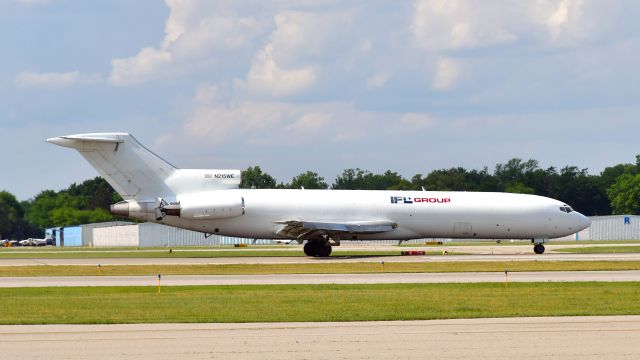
[2,316,639,359]
[2,252,640,266]
[1,270,640,287]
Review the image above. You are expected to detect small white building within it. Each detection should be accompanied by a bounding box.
[92,222,274,247]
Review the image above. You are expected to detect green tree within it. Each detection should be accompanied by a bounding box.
[549,166,609,215]
[608,173,640,215]
[289,171,328,189]
[50,208,112,227]
[374,170,408,190]
[332,169,408,190]
[0,191,24,239]
[495,158,540,187]
[413,167,498,192]
[24,177,121,228]
[505,182,535,194]
[67,177,121,209]
[332,168,370,189]
[600,163,637,189]
[240,166,277,189]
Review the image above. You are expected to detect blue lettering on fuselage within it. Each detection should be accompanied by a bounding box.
[390,196,413,204]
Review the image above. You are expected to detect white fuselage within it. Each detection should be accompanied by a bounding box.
[46,132,592,245]
[149,189,590,240]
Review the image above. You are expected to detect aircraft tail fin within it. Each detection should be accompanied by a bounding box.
[47,133,176,201]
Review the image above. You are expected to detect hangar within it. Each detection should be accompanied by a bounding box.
[586,215,640,240]
[45,222,133,247]
[46,222,273,247]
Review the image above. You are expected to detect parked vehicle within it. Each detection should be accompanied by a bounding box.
[19,239,33,246]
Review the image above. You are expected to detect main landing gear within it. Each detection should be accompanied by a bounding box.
[303,240,332,257]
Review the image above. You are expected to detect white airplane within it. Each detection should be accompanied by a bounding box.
[47,133,591,256]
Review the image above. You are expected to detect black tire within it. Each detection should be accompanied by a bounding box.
[303,242,317,256]
[534,244,545,254]
[316,244,332,257]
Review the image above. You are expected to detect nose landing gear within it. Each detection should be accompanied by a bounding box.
[532,238,547,254]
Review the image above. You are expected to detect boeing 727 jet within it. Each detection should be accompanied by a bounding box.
[47,133,591,256]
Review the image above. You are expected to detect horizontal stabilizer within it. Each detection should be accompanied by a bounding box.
[46,133,126,149]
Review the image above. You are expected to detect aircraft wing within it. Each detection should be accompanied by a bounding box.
[275,220,397,240]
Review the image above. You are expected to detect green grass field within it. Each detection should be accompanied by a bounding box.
[2,261,640,277]
[556,246,640,254]
[0,282,638,324]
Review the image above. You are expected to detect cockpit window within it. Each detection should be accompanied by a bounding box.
[559,206,574,213]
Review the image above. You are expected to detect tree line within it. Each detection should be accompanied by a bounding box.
[0,178,120,239]
[2,156,640,239]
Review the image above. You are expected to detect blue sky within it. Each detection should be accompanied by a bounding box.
[1,0,640,200]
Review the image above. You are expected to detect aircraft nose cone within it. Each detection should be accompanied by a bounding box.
[578,214,591,231]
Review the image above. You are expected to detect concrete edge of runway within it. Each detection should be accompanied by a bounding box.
[2,316,640,360]
[3,252,640,266]
[2,315,639,332]
[2,270,640,287]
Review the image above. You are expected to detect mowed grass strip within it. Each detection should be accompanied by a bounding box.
[3,261,640,277]
[0,282,639,324]
[556,246,640,254]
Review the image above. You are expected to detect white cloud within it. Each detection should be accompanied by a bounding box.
[412,0,518,51]
[184,101,293,140]
[10,0,51,5]
[286,113,332,135]
[366,72,391,89]
[432,57,460,90]
[401,113,437,129]
[233,9,358,98]
[169,15,265,58]
[412,0,593,51]
[533,0,587,44]
[268,10,354,65]
[14,71,101,88]
[107,1,268,86]
[108,47,172,86]
[194,84,224,105]
[238,44,317,97]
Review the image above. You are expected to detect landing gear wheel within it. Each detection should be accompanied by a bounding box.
[316,244,332,257]
[303,242,317,256]
[303,241,332,257]
[534,244,545,254]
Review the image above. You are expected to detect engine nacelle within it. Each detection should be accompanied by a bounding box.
[167,195,245,220]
